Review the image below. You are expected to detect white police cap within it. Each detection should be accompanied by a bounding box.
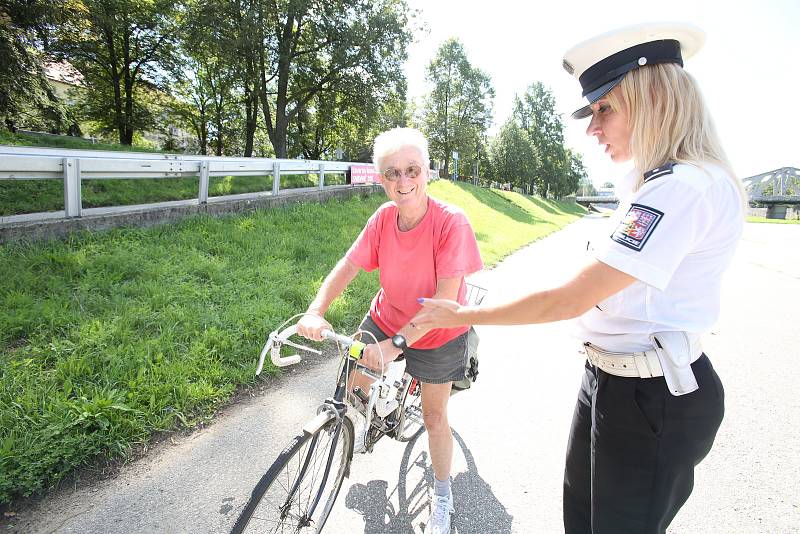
[563,22,705,119]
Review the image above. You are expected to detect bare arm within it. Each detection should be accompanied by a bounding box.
[297,257,361,340]
[414,259,636,330]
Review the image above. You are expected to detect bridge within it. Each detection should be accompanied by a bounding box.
[742,167,800,218]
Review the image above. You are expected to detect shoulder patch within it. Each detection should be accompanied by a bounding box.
[643,162,676,182]
[610,203,664,251]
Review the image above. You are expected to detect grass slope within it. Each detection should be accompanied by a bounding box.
[0,180,584,504]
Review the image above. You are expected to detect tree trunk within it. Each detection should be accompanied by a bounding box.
[244,87,255,157]
[268,12,294,159]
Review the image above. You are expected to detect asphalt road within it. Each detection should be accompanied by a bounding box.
[3,215,798,533]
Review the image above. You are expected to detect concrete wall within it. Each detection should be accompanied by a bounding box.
[748,206,800,220]
[1,185,383,244]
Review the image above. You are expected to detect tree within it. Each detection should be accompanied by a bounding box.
[513,82,570,196]
[53,0,180,145]
[421,38,494,178]
[291,79,408,161]
[0,0,76,133]
[488,118,537,190]
[252,0,413,158]
[554,148,585,198]
[175,0,246,156]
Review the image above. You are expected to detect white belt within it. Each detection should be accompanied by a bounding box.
[583,339,702,379]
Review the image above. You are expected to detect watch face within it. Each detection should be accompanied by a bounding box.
[392,334,407,349]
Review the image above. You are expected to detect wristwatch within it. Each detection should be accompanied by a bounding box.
[391,334,408,351]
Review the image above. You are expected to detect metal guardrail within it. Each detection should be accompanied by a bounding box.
[0,146,376,219]
[574,195,619,204]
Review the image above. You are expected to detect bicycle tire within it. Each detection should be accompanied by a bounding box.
[396,376,425,442]
[231,415,354,533]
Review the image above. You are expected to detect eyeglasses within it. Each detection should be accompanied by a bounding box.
[382,165,423,182]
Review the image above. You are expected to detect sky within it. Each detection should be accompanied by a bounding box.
[403,0,799,186]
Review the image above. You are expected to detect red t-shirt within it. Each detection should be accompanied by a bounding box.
[346,196,483,349]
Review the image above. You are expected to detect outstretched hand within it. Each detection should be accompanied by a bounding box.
[412,298,465,330]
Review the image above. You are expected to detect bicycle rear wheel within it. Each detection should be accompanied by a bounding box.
[396,376,425,442]
[231,416,354,533]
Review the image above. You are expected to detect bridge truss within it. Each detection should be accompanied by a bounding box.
[742,167,800,203]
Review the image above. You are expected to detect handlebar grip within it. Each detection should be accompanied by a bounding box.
[321,329,365,359]
[321,329,353,346]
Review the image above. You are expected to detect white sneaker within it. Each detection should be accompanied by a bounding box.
[424,492,454,534]
[346,410,367,454]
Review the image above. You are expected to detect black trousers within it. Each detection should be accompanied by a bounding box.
[563,354,724,534]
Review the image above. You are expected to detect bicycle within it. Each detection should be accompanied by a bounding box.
[231,283,487,534]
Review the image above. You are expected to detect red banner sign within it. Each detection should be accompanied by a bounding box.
[350,164,381,185]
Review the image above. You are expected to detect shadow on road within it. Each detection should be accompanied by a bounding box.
[344,430,513,533]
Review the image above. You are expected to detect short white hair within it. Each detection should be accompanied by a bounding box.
[372,127,430,171]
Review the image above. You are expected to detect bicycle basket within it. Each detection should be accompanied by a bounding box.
[465,282,487,306]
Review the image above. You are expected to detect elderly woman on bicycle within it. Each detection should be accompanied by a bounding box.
[297,127,482,534]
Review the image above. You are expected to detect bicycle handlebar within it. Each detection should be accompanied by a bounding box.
[255,323,366,375]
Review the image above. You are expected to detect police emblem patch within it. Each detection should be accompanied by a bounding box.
[610,203,663,251]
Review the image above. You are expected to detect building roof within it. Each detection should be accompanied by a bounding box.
[44,61,85,87]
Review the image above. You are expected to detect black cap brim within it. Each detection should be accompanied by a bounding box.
[570,74,625,119]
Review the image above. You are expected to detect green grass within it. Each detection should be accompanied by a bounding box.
[746,216,800,224]
[0,181,584,505]
[429,181,586,265]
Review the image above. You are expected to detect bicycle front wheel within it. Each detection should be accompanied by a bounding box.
[231,416,354,533]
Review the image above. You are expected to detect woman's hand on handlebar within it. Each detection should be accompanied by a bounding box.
[297,312,332,341]
[361,338,401,371]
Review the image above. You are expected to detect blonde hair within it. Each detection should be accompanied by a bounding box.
[372,127,430,171]
[606,63,746,203]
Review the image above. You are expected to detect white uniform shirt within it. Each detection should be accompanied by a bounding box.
[574,162,744,353]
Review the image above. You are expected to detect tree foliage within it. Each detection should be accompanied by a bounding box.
[0,0,77,132]
[52,0,180,145]
[249,0,413,158]
[506,82,585,197]
[421,38,494,178]
[488,119,537,187]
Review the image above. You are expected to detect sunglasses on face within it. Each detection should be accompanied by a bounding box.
[382,165,423,182]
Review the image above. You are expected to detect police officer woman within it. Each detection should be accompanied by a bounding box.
[414,22,745,534]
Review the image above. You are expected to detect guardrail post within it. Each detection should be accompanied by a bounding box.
[199,161,210,204]
[63,157,82,218]
[318,163,325,190]
[272,161,281,195]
